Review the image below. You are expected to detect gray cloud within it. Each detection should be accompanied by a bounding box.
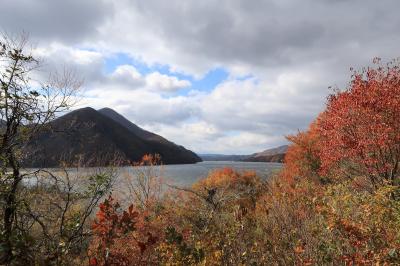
[0,0,113,43]
[1,0,399,153]
[109,0,400,75]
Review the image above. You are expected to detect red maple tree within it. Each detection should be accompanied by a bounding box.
[317,58,400,186]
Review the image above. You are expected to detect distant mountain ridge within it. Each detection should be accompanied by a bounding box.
[23,107,202,167]
[199,154,250,161]
[251,145,288,157]
[199,145,288,163]
[242,145,288,163]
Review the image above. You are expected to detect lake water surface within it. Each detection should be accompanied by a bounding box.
[119,161,283,187]
[22,161,283,206]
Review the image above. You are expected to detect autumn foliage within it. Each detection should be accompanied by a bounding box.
[89,195,139,265]
[283,118,323,183]
[89,194,167,265]
[86,59,400,265]
[318,59,400,186]
[273,59,400,263]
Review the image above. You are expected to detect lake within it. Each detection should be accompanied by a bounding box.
[118,161,283,187]
[22,161,283,202]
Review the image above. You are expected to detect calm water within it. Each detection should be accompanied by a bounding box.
[118,161,283,187]
[22,161,282,205]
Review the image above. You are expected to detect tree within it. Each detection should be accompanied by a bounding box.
[122,154,164,209]
[89,194,168,266]
[171,168,263,265]
[284,118,323,184]
[22,167,116,265]
[317,59,400,187]
[89,155,170,265]
[0,33,79,263]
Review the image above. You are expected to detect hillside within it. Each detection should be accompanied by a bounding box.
[241,153,286,163]
[199,154,250,161]
[22,107,201,167]
[242,145,288,163]
[200,145,288,163]
[98,108,169,143]
[251,145,288,157]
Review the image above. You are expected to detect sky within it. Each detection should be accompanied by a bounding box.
[1,0,399,154]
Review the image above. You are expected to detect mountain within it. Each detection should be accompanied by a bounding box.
[242,145,288,163]
[199,145,288,163]
[22,107,202,167]
[98,107,201,163]
[250,145,288,157]
[199,154,250,161]
[200,145,288,163]
[98,108,168,143]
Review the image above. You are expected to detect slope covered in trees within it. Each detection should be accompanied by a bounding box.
[200,145,288,162]
[24,107,202,167]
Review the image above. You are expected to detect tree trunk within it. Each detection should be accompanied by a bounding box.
[1,151,21,264]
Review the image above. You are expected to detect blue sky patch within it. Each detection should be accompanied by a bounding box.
[104,53,229,95]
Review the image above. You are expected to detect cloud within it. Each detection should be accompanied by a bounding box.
[30,43,105,89]
[1,0,400,153]
[33,44,189,91]
[89,0,400,77]
[82,80,200,126]
[200,74,325,133]
[145,123,285,154]
[0,0,113,43]
[109,65,144,88]
[145,72,191,92]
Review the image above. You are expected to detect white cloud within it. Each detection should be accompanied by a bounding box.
[108,65,144,88]
[145,72,191,91]
[112,65,141,80]
[82,87,200,126]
